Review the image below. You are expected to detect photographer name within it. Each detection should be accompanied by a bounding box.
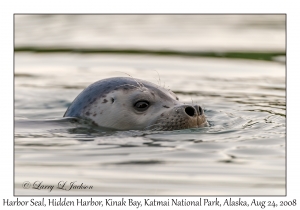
[22,181,93,192]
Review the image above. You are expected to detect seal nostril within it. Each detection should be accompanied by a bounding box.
[185,106,195,117]
[198,106,203,115]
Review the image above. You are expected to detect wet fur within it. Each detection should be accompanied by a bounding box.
[64,77,207,131]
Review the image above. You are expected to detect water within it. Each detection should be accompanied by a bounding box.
[14,15,285,195]
[15,14,285,51]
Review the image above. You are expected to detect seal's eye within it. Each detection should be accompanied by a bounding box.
[134,101,150,112]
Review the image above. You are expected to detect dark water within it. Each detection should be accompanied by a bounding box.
[14,15,285,195]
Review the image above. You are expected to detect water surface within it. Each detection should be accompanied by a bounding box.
[15,53,285,195]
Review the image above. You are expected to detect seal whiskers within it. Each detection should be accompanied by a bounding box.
[114,71,147,91]
[114,84,142,91]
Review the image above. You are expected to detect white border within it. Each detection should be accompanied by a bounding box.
[2,0,298,209]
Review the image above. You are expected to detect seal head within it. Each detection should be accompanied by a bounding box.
[64,77,207,131]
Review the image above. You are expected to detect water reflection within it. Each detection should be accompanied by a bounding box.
[15,15,285,53]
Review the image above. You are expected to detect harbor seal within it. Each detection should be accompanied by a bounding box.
[64,77,207,131]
